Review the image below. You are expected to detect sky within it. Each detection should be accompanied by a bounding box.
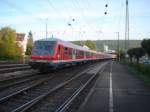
[0,0,150,41]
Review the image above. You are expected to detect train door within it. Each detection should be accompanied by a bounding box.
[72,49,76,60]
[58,45,63,60]
[84,51,86,59]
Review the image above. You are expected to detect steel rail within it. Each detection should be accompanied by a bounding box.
[0,66,31,74]
[0,75,55,102]
[0,64,28,69]
[16,62,107,112]
[55,63,107,112]
[13,63,99,112]
[0,72,47,90]
[0,69,39,82]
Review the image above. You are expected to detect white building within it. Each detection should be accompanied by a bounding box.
[16,33,27,55]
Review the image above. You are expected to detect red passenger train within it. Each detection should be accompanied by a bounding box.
[29,38,114,70]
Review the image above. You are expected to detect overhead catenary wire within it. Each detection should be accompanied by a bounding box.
[0,0,43,22]
[0,0,70,39]
[71,0,100,40]
[35,0,75,38]
[46,0,64,18]
[72,0,90,25]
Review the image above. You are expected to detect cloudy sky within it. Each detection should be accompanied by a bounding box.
[0,0,150,41]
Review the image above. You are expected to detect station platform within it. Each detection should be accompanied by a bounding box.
[79,61,150,112]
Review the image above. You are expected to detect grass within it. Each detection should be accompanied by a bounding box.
[120,59,150,87]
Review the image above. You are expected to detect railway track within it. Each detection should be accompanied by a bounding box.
[0,64,31,74]
[0,61,108,112]
[0,62,102,112]
[0,64,28,69]
[0,63,89,97]
[20,62,107,112]
[0,72,51,98]
[0,63,93,92]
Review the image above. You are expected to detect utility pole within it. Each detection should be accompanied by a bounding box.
[125,0,129,52]
[116,32,120,61]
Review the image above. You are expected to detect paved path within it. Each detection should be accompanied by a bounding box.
[79,61,150,112]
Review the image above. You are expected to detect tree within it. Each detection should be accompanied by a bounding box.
[0,27,22,59]
[25,31,33,55]
[141,39,150,59]
[84,40,96,50]
[127,48,134,62]
[73,41,82,46]
[132,47,145,64]
[73,40,96,50]
[119,49,125,60]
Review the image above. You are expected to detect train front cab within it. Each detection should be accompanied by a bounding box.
[29,40,58,70]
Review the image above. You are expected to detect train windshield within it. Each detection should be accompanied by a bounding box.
[32,41,56,55]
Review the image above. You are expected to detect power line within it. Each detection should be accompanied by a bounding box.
[46,0,76,37]
[46,0,74,20]
[72,0,89,25]
[46,0,64,17]
[0,0,42,22]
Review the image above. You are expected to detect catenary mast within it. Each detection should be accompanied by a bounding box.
[125,0,129,51]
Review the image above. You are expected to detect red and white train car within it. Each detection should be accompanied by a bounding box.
[29,38,114,70]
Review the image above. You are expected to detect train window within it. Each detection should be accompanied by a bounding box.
[69,48,72,56]
[76,50,78,56]
[78,51,80,56]
[73,49,76,55]
[32,41,56,55]
[86,52,90,56]
[79,51,81,56]
[89,52,91,56]
[64,47,68,55]
[80,51,84,56]
[81,51,83,56]
[85,52,87,56]
[80,51,82,56]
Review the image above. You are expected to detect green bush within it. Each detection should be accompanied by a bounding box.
[128,62,150,77]
[120,59,150,77]
[0,27,23,60]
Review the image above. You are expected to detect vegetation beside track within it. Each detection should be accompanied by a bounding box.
[0,26,33,62]
[120,60,150,86]
[0,56,29,64]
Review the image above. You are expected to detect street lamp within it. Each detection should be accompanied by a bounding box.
[116,32,120,61]
[45,18,48,39]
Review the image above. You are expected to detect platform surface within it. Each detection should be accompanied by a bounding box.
[79,61,150,112]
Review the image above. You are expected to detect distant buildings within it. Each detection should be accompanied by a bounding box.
[16,33,27,55]
[83,45,90,50]
[104,45,109,52]
[104,44,117,58]
[104,44,115,53]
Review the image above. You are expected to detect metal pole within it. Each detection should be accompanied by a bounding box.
[127,0,130,49]
[116,32,120,61]
[118,32,120,61]
[125,0,129,51]
[45,18,48,39]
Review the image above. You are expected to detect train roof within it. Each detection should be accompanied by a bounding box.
[36,38,92,52]
[36,38,110,55]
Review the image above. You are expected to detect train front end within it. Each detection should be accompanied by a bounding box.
[29,39,56,70]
